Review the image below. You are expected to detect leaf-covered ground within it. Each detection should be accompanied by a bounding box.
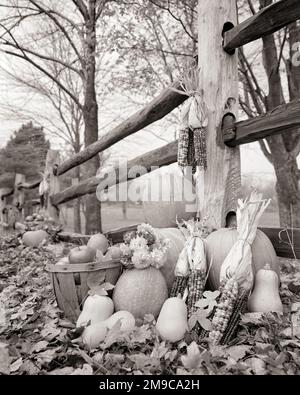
[0,232,299,375]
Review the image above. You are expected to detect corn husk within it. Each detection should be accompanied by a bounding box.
[219,191,271,292]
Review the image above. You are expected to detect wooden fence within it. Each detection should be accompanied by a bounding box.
[1,0,299,259]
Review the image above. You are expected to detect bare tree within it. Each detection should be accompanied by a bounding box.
[0,0,115,233]
[239,0,300,227]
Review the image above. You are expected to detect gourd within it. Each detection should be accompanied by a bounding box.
[105,311,135,331]
[156,228,186,291]
[22,230,48,247]
[141,167,196,228]
[113,267,168,319]
[82,311,135,350]
[156,296,188,342]
[82,322,107,350]
[248,264,283,313]
[87,233,109,254]
[76,295,114,328]
[205,228,280,290]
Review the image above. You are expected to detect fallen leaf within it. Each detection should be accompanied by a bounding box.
[87,271,105,289]
[226,345,251,362]
[48,367,75,375]
[71,363,93,375]
[10,357,23,373]
[181,341,202,370]
[31,340,49,353]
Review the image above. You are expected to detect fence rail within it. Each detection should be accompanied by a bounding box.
[223,0,300,54]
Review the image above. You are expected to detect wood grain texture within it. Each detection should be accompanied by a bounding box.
[44,150,60,222]
[223,0,300,53]
[51,140,178,206]
[17,179,41,190]
[197,0,241,229]
[56,82,187,176]
[224,99,300,146]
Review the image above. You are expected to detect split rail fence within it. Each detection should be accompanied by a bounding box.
[0,0,299,259]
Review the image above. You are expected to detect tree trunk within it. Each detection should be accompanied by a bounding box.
[83,1,102,234]
[259,0,300,228]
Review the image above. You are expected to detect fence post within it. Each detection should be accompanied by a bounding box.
[13,173,25,222]
[44,150,60,222]
[197,0,241,229]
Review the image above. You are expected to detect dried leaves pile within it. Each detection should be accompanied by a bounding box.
[0,233,299,375]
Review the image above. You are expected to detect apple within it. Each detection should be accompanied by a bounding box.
[87,233,109,254]
[56,256,70,265]
[107,245,122,260]
[25,216,33,222]
[68,246,96,264]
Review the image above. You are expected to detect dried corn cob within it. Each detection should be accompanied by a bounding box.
[209,277,239,345]
[170,276,188,298]
[170,246,189,298]
[220,291,248,345]
[187,269,206,318]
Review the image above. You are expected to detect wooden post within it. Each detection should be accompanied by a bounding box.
[197,0,241,229]
[13,173,25,222]
[44,150,60,222]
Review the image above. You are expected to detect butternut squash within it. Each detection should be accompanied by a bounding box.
[82,311,135,350]
[105,311,135,332]
[76,295,114,328]
[82,322,107,350]
[248,265,283,313]
[156,296,188,342]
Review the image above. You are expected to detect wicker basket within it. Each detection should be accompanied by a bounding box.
[46,260,121,322]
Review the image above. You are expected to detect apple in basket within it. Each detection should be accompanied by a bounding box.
[68,246,96,264]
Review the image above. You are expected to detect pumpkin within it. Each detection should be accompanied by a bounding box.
[205,228,280,290]
[156,297,188,342]
[141,167,196,228]
[155,228,186,291]
[113,267,168,319]
[76,295,114,328]
[248,264,283,313]
[87,233,109,254]
[22,230,48,247]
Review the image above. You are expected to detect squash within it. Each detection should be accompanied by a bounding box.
[113,267,168,319]
[105,311,135,331]
[22,230,48,247]
[248,264,283,313]
[87,233,109,254]
[82,311,135,350]
[76,295,114,328]
[156,297,188,342]
[141,167,196,228]
[82,322,107,350]
[205,228,280,290]
[156,228,186,291]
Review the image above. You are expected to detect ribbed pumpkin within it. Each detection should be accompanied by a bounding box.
[156,228,186,291]
[141,167,196,228]
[206,228,280,290]
[112,267,168,319]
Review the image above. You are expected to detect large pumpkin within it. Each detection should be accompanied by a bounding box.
[156,228,186,291]
[113,267,168,319]
[205,228,280,290]
[141,167,196,228]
